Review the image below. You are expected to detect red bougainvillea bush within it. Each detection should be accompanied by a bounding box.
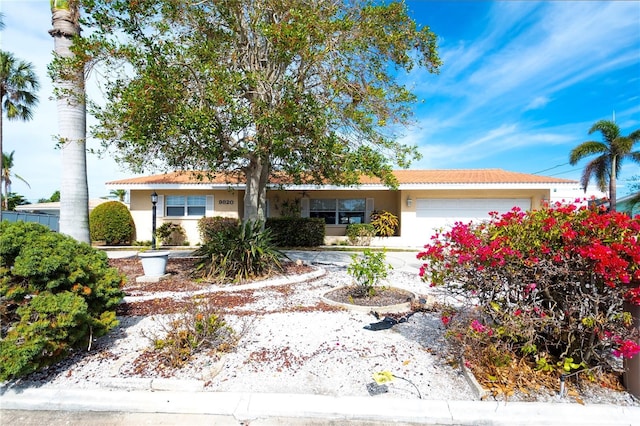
[418,201,640,396]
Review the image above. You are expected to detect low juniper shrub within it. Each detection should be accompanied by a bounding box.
[0,221,125,381]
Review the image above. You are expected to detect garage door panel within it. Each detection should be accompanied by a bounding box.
[416,198,530,219]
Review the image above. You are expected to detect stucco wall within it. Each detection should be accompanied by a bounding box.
[128,187,552,247]
[130,189,240,244]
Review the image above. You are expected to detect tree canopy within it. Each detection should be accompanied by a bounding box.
[81,0,441,220]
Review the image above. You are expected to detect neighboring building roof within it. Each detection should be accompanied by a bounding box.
[15,199,111,213]
[107,169,576,189]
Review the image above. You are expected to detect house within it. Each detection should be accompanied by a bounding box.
[107,169,593,248]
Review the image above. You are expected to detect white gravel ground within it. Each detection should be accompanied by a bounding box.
[5,265,639,407]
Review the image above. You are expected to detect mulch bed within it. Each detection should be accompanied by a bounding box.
[323,286,415,307]
[109,257,324,316]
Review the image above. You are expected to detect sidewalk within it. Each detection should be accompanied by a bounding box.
[2,386,639,425]
[284,249,425,274]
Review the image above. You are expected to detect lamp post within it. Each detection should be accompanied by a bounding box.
[151,191,158,250]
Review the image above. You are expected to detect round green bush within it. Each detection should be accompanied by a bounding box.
[0,221,125,381]
[89,201,136,245]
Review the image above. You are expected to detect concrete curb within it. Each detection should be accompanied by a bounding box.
[1,387,639,425]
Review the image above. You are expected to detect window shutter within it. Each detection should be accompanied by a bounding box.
[206,195,214,217]
[301,198,310,218]
[365,198,374,223]
[156,195,164,218]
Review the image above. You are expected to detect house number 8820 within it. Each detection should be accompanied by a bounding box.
[218,200,234,205]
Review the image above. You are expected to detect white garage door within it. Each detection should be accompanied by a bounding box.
[415,198,531,240]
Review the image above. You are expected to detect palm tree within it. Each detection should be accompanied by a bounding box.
[0,51,39,220]
[109,189,127,202]
[2,151,30,210]
[49,0,89,243]
[4,192,28,211]
[569,120,640,212]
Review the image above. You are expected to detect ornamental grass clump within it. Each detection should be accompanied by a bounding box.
[418,201,640,396]
[193,220,284,283]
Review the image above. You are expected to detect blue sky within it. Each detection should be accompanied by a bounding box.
[2,1,640,203]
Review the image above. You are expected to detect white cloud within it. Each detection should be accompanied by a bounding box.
[410,1,639,172]
[525,96,550,111]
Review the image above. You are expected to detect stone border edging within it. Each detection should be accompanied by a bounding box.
[320,287,416,314]
[123,267,327,303]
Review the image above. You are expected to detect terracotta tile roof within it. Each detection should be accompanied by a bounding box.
[107,171,243,185]
[380,169,576,184]
[107,169,576,186]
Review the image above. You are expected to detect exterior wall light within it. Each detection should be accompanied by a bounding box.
[151,191,158,250]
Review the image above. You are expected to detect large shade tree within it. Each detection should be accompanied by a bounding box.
[49,0,90,242]
[0,50,39,219]
[569,120,640,212]
[81,0,441,221]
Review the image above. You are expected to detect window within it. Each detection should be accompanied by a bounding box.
[310,198,365,225]
[165,195,206,216]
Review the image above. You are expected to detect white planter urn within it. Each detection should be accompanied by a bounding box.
[138,250,170,277]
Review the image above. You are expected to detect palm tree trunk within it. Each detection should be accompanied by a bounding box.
[0,106,4,217]
[610,156,617,212]
[49,3,90,243]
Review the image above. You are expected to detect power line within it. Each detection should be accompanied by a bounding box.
[547,168,581,177]
[531,162,571,174]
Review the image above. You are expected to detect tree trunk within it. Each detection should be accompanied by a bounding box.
[0,103,4,217]
[609,155,617,212]
[243,155,268,223]
[49,5,90,243]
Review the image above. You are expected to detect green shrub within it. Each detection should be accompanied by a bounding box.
[89,201,136,245]
[197,216,240,244]
[156,222,187,246]
[347,249,392,297]
[193,220,284,283]
[0,221,125,381]
[275,197,301,218]
[266,217,325,247]
[345,223,375,246]
[370,210,399,237]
